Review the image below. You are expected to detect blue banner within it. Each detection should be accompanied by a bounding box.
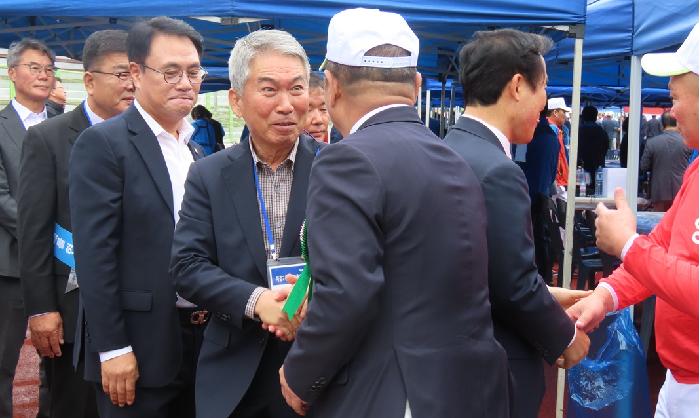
[53,224,75,269]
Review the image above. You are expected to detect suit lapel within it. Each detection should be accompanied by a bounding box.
[451,116,507,155]
[279,137,313,258]
[68,105,90,145]
[125,106,174,216]
[0,104,26,149]
[222,145,268,280]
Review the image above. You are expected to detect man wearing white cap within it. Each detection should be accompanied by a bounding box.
[547,97,571,187]
[569,22,699,418]
[280,8,509,418]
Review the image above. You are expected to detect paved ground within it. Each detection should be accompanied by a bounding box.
[12,337,39,418]
[13,274,665,418]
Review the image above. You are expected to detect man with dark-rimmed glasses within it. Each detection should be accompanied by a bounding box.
[68,17,206,418]
[18,29,135,418]
[0,37,54,418]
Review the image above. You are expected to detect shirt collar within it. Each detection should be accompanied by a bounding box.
[350,104,409,135]
[249,136,299,167]
[11,99,46,123]
[83,100,104,126]
[462,113,512,159]
[134,100,194,144]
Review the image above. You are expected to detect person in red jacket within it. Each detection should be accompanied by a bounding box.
[567,22,699,418]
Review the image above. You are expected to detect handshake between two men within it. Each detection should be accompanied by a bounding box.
[256,274,308,342]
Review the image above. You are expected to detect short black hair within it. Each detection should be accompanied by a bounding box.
[127,17,203,65]
[82,30,128,71]
[191,104,211,120]
[325,44,416,88]
[459,29,552,106]
[309,72,325,90]
[661,111,677,128]
[581,105,598,122]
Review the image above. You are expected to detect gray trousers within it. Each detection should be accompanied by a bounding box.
[0,276,27,418]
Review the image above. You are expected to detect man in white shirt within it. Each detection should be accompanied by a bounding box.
[68,17,206,418]
[0,37,54,418]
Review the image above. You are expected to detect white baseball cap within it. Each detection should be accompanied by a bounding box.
[641,22,699,76]
[321,8,419,69]
[548,97,571,112]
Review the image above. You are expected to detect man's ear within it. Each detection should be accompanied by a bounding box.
[228,88,243,117]
[324,70,341,108]
[83,72,95,97]
[129,62,142,91]
[508,73,524,102]
[7,66,16,84]
[414,72,423,104]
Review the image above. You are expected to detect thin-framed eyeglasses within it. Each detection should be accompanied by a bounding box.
[90,70,132,82]
[142,64,207,85]
[15,63,55,76]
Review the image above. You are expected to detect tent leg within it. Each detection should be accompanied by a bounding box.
[417,83,422,120]
[425,90,431,127]
[439,79,446,137]
[557,25,584,418]
[449,83,456,129]
[627,56,642,215]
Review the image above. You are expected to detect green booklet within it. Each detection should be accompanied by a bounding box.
[283,221,312,319]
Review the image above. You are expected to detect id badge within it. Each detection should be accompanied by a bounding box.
[267,257,306,290]
[64,268,79,294]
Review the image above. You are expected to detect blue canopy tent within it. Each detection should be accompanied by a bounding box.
[0,5,589,417]
[0,1,585,87]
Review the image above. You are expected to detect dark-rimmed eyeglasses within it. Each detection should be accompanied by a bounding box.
[90,70,132,82]
[142,64,207,85]
[15,63,55,76]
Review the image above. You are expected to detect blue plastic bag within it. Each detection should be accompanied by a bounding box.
[568,307,652,418]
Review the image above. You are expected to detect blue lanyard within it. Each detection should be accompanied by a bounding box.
[251,143,321,260]
[252,159,277,259]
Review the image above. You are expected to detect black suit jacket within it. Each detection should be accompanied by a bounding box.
[18,105,89,341]
[170,134,320,418]
[444,117,574,371]
[69,105,202,386]
[283,106,509,418]
[0,104,27,278]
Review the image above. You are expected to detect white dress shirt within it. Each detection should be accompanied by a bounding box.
[461,113,512,159]
[349,104,410,135]
[83,100,104,126]
[100,101,196,363]
[11,99,47,129]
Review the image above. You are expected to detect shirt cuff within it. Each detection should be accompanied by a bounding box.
[29,312,56,319]
[245,287,267,319]
[597,282,619,311]
[567,327,577,348]
[99,346,133,363]
[620,233,640,260]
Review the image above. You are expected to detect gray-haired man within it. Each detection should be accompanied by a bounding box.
[0,37,54,418]
[171,29,320,418]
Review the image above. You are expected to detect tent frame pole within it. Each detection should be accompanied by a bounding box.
[627,56,642,214]
[425,90,431,127]
[556,23,584,418]
[417,82,423,120]
[439,78,446,137]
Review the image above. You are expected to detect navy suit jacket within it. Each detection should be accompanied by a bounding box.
[18,106,90,342]
[445,117,575,393]
[69,105,203,386]
[170,134,321,418]
[284,106,509,418]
